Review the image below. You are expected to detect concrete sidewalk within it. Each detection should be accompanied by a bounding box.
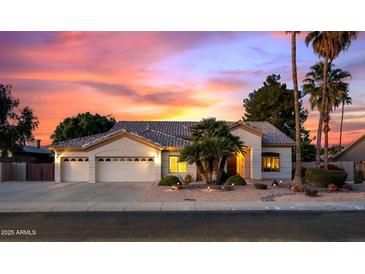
[1,200,365,212]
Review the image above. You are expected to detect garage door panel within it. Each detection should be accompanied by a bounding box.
[61,158,89,182]
[96,157,155,182]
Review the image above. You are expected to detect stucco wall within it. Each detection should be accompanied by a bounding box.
[161,151,197,180]
[230,127,262,180]
[54,136,161,183]
[261,146,292,179]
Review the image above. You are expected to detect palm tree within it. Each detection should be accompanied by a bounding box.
[180,118,245,184]
[288,31,302,185]
[305,31,358,170]
[303,62,351,162]
[339,90,352,146]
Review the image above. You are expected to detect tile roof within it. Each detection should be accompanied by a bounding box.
[51,120,294,148]
[22,145,52,155]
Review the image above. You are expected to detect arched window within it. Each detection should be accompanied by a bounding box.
[113,158,118,161]
[78,159,83,162]
[120,158,125,161]
[98,158,104,162]
[127,158,133,161]
[71,159,76,162]
[148,158,154,162]
[85,158,89,162]
[134,158,140,161]
[106,158,111,162]
[141,158,146,161]
[64,158,69,162]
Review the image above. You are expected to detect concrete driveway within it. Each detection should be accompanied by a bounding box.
[0,181,152,203]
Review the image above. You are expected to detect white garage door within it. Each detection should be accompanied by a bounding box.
[61,158,89,182]
[96,157,155,182]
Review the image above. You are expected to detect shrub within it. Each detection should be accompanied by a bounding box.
[305,168,347,188]
[183,174,192,185]
[254,183,267,189]
[327,164,345,171]
[225,175,246,186]
[159,175,180,186]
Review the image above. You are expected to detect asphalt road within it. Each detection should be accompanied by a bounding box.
[1,211,365,241]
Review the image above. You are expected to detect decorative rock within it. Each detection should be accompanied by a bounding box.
[341,183,352,191]
[305,188,318,197]
[327,184,338,191]
[289,184,304,192]
[254,183,268,190]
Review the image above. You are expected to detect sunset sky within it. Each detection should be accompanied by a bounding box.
[0,31,364,145]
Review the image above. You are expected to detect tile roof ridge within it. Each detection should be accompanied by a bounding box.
[146,129,190,143]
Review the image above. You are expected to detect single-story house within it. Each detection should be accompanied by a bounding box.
[48,121,295,183]
[332,134,365,179]
[1,139,53,163]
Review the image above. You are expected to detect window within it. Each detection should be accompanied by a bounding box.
[262,153,280,172]
[169,156,187,173]
[64,158,69,162]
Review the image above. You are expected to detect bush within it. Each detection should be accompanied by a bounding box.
[159,175,180,186]
[254,183,267,189]
[305,168,347,188]
[183,174,192,185]
[225,175,246,186]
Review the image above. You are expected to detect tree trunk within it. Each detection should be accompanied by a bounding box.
[291,32,302,184]
[217,155,227,184]
[211,158,220,184]
[316,112,323,168]
[339,101,345,146]
[322,55,329,170]
[196,160,209,183]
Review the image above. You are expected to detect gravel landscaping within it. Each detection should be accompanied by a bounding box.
[140,180,365,202]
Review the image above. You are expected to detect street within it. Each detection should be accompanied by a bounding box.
[1,211,365,241]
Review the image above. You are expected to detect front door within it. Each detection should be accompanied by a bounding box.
[227,155,237,177]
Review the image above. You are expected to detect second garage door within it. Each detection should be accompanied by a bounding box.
[96,157,155,182]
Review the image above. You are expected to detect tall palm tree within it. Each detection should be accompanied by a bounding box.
[288,31,302,185]
[303,62,351,161]
[339,90,352,146]
[305,31,358,169]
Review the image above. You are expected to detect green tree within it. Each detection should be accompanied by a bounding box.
[302,62,351,164]
[243,74,309,141]
[0,84,39,158]
[305,31,358,169]
[179,118,245,184]
[51,112,116,143]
